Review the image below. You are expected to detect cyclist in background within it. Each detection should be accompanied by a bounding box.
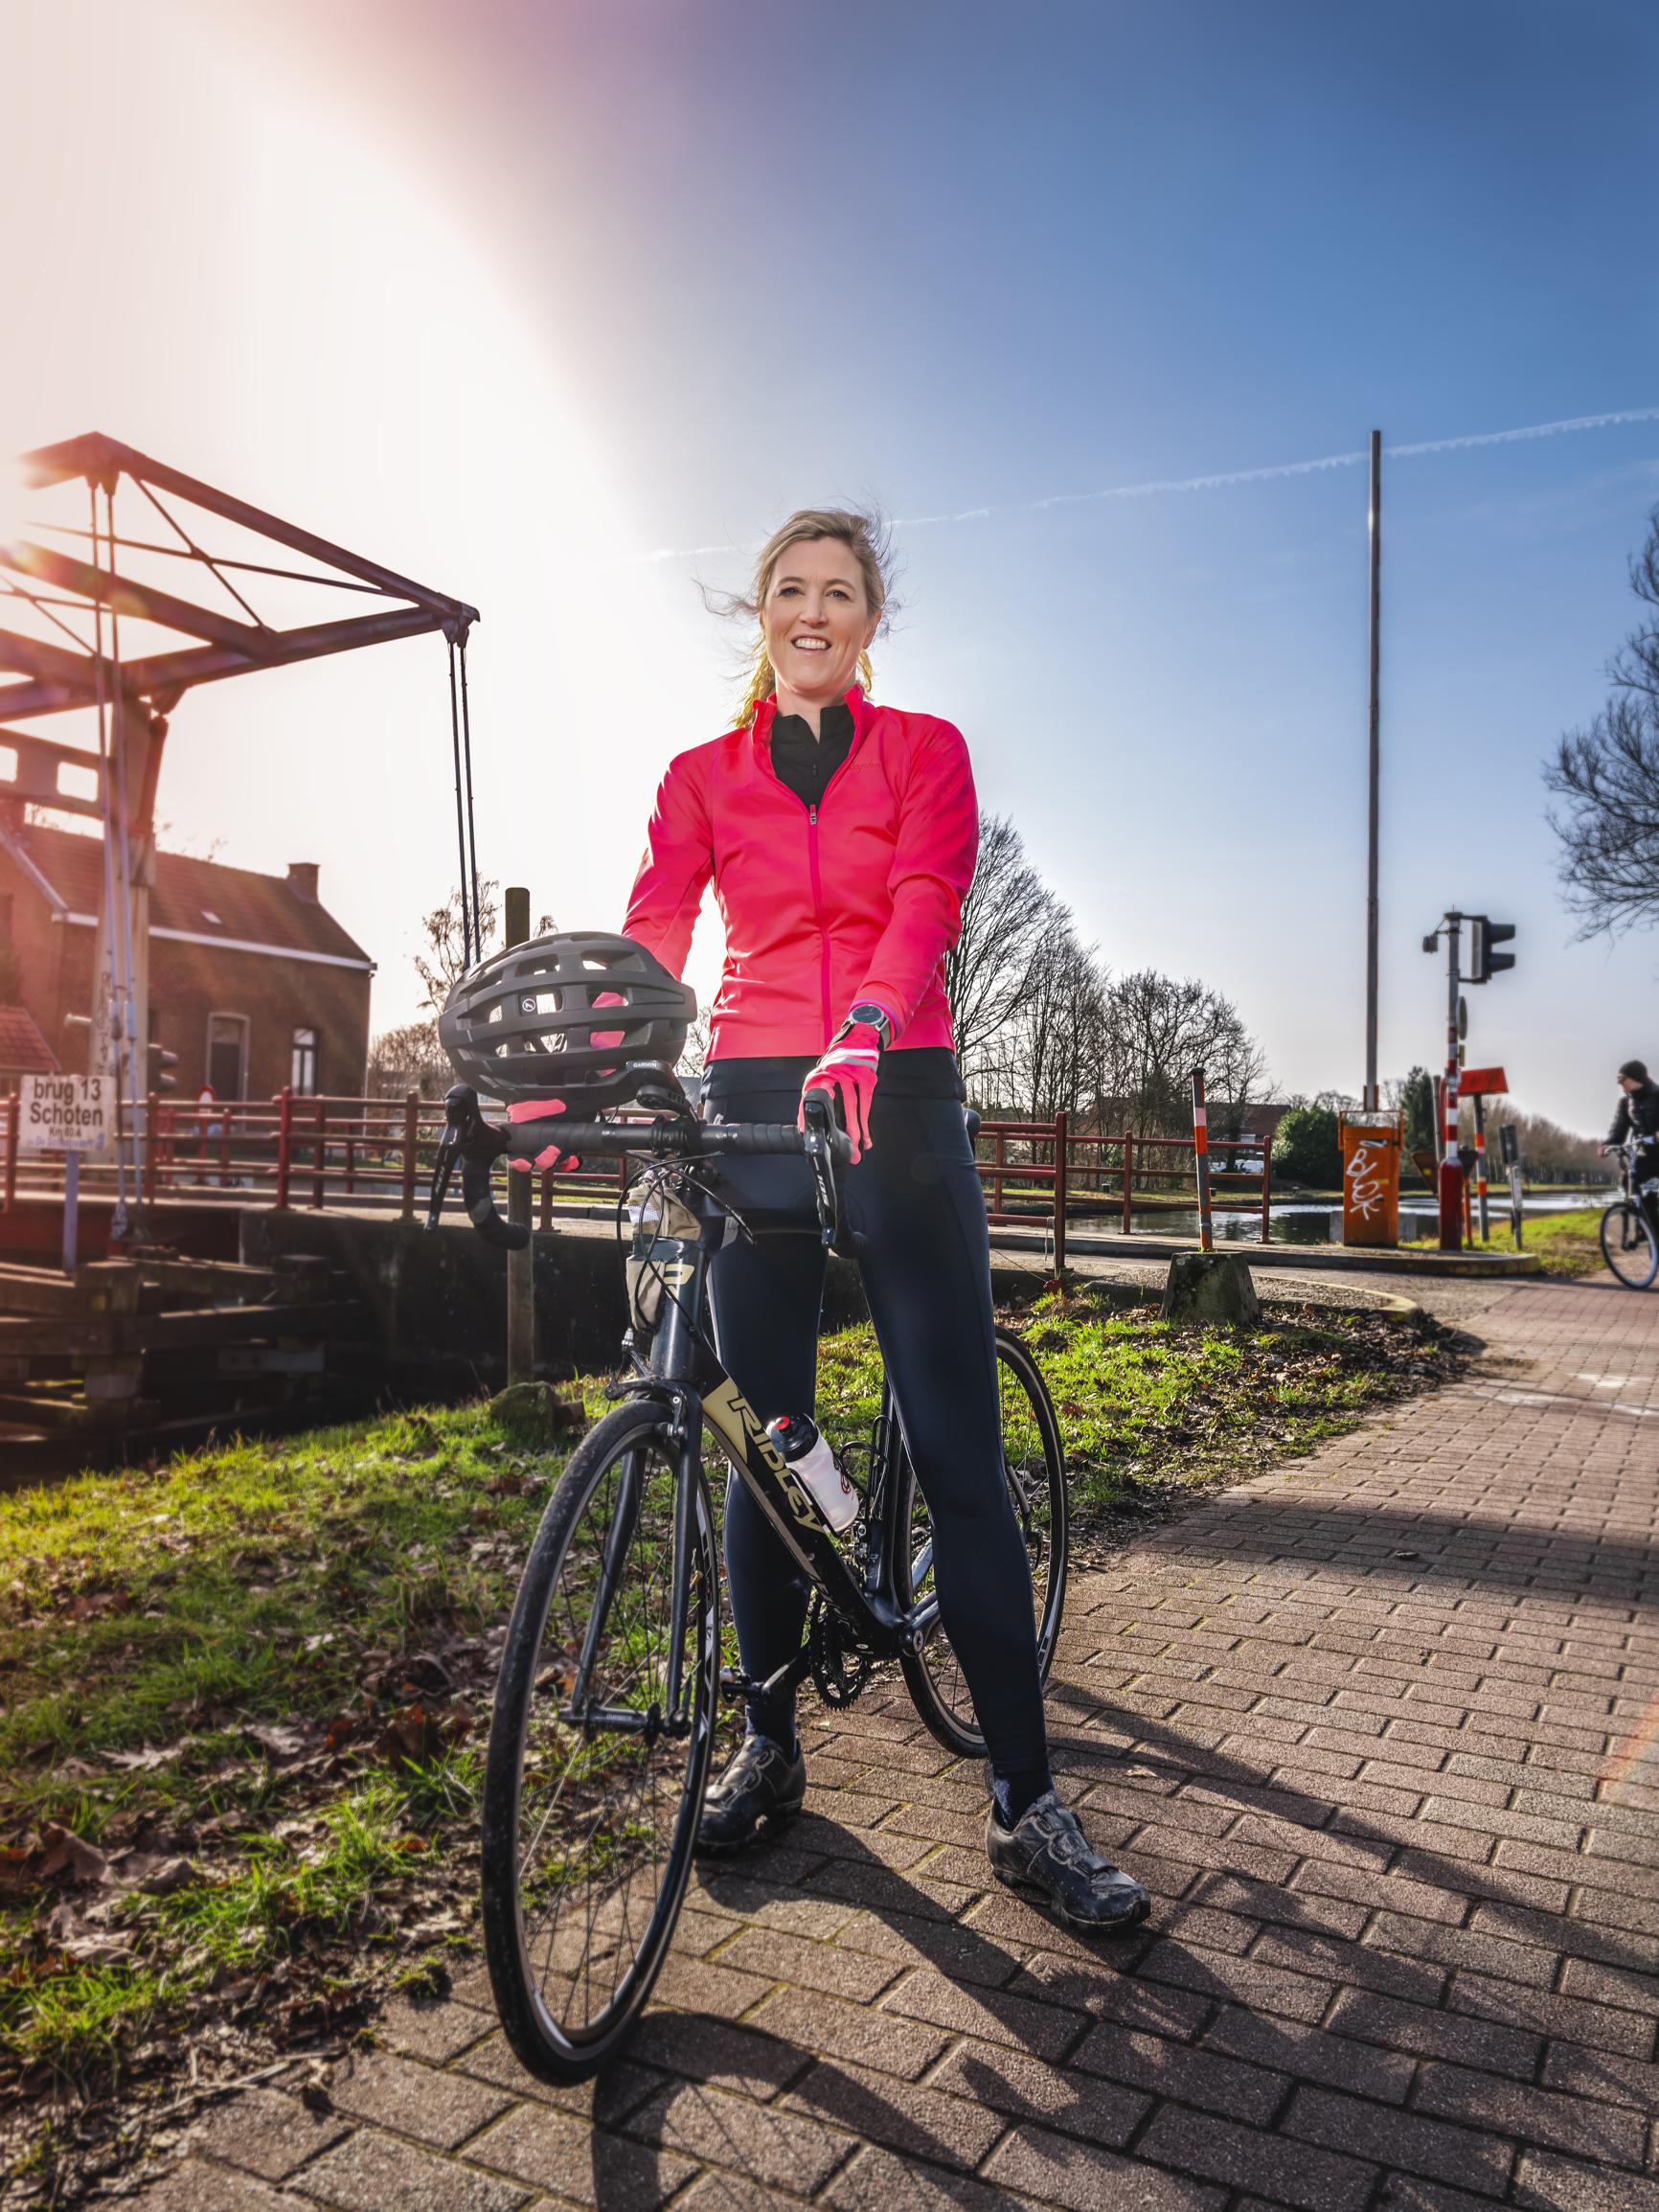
[1605,1059,1659,1221]
[618,508,1148,1934]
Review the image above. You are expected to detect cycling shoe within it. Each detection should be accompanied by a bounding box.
[695,1734,807,1855]
[987,1790,1151,1933]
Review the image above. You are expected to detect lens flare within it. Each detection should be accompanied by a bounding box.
[0,461,30,560]
[1600,1686,1659,1801]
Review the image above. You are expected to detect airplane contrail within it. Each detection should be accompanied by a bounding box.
[632,405,1659,562]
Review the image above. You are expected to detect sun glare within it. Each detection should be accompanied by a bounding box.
[0,460,31,559]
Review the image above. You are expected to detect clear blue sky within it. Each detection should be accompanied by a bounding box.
[13,0,1658,1131]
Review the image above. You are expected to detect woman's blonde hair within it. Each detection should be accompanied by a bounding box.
[718,508,896,728]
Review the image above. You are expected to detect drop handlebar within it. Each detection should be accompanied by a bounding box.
[426,1084,850,1252]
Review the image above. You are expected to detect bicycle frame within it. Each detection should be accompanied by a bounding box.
[607,1170,932,1730]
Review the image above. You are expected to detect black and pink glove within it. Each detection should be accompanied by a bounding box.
[508,1097,580,1175]
[799,1005,892,1165]
[508,993,625,1174]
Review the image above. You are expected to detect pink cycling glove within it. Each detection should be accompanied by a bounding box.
[799,1011,891,1165]
[507,995,626,1174]
[509,1096,580,1174]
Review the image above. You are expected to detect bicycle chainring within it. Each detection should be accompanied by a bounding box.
[808,1600,875,1709]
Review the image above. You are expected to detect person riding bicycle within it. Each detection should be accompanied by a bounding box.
[1604,1060,1659,1220]
[619,507,1148,1933]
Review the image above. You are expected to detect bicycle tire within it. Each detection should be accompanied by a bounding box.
[482,1401,718,2082]
[896,1328,1069,1758]
[1600,1201,1659,1289]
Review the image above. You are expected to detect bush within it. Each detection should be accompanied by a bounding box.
[1273,1106,1342,1187]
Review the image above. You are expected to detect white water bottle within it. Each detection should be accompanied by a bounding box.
[766,1413,858,1535]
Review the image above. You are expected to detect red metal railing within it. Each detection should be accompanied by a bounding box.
[0,1089,637,1223]
[969,1115,1273,1272]
[1,1089,1276,1261]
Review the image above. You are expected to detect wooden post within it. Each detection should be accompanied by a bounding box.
[1121,1132,1133,1234]
[1261,1132,1273,1244]
[310,1097,327,1209]
[275,1087,292,1209]
[62,1148,80,1276]
[1053,1108,1068,1276]
[504,886,534,1386]
[400,1093,419,1219]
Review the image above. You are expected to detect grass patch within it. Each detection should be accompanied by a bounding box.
[1478,1206,1610,1278]
[816,1284,1460,1527]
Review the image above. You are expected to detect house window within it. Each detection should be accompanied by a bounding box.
[206,1013,248,1102]
[290,1027,318,1096]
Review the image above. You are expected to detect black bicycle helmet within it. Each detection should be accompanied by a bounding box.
[439,931,698,1108]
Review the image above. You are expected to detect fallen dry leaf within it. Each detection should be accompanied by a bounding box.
[244,1722,308,1762]
[36,1823,109,1889]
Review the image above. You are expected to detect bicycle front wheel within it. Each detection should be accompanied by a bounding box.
[897,1328,1069,1758]
[1601,1201,1659,1288]
[482,1401,719,2082]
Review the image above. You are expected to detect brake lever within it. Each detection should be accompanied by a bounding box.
[800,1095,840,1250]
[425,1083,510,1236]
[801,1094,867,1255]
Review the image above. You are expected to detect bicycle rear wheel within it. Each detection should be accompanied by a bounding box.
[897,1328,1069,1758]
[1601,1201,1659,1288]
[482,1401,718,2082]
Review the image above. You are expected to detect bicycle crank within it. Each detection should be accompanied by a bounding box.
[808,1599,876,1708]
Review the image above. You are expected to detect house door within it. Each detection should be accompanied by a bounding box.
[207,1014,248,1101]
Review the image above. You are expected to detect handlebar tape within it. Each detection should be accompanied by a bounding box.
[499,1120,848,1163]
[455,1117,851,1251]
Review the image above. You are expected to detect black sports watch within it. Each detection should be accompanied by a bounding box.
[842,1001,893,1054]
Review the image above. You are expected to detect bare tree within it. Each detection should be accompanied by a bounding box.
[997,924,1104,1122]
[1472,1100,1603,1184]
[946,812,1061,1087]
[1545,505,1659,936]
[366,1019,453,1099]
[415,880,502,1013]
[1091,969,1268,1141]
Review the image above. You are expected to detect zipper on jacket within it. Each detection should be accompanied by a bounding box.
[806,803,833,1046]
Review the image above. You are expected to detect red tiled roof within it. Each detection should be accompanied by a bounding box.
[0,1004,59,1075]
[6,825,371,966]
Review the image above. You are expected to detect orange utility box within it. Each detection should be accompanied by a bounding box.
[1340,1111,1402,1247]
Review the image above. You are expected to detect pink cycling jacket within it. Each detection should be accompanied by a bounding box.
[624,687,978,1060]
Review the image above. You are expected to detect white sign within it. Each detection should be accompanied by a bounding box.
[19,1074,110,1153]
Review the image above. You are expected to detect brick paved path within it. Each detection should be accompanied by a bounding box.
[139,1277,1659,2211]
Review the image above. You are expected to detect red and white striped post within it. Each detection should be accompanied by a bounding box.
[1439,920,1464,1252]
[1192,1066,1215,1252]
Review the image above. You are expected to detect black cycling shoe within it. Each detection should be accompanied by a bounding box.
[695,1734,807,1856]
[987,1790,1152,1933]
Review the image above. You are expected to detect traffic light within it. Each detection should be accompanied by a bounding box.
[1467,917,1516,984]
[148,1040,180,1092]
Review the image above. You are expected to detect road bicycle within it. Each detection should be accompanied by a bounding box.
[1600,1134,1659,1289]
[427,1081,1069,2082]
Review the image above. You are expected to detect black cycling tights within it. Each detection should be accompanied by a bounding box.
[705,1082,1051,1790]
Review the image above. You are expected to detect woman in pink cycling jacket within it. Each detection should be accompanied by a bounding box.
[623,509,1148,1934]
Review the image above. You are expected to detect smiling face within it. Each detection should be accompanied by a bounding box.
[761,538,879,722]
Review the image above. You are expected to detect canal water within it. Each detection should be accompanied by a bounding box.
[1080,1190,1602,1247]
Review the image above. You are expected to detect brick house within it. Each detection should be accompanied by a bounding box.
[0,819,374,1101]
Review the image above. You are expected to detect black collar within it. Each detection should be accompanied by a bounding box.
[771,698,855,747]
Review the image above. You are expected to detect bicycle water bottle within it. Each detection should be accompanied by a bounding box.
[765,1413,858,1535]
